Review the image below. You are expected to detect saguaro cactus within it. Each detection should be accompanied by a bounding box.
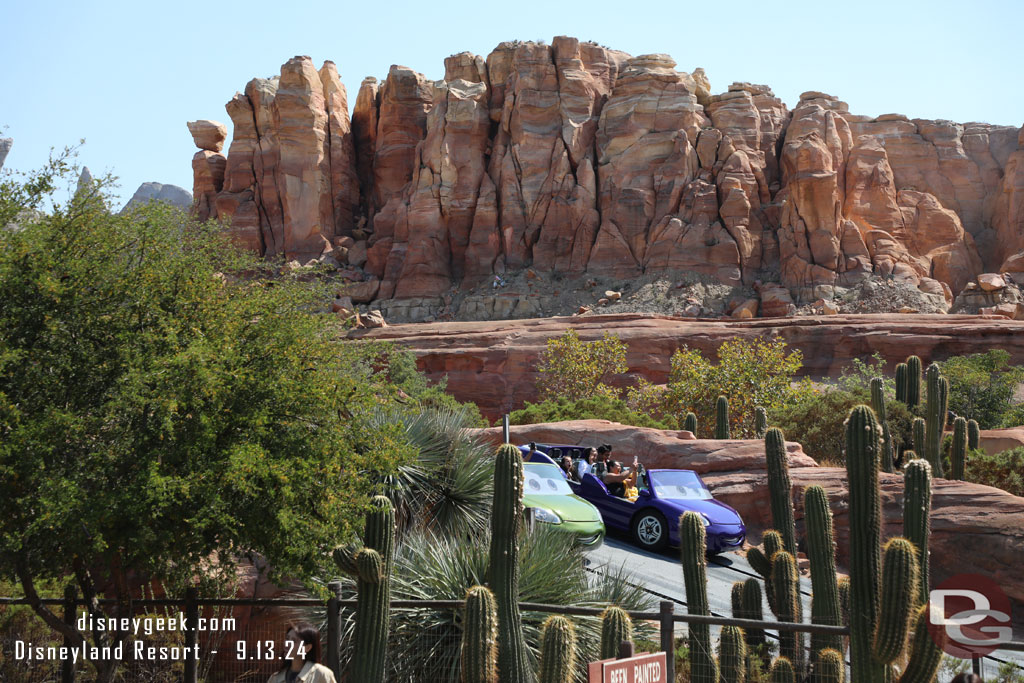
[716,395,731,439]
[924,363,944,476]
[599,606,633,660]
[490,443,529,683]
[870,377,895,473]
[905,355,922,408]
[332,495,395,683]
[769,657,795,683]
[815,649,845,683]
[912,418,926,457]
[765,428,797,559]
[462,586,498,683]
[741,579,766,649]
[746,530,783,614]
[684,411,698,435]
[804,485,842,655]
[897,606,944,683]
[538,616,575,683]
[731,581,745,619]
[719,625,747,683]
[844,405,886,682]
[873,538,920,665]
[967,419,980,451]
[755,406,768,439]
[895,362,909,404]
[680,511,719,683]
[772,550,802,671]
[902,458,932,606]
[951,416,967,481]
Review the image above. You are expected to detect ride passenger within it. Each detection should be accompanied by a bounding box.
[559,454,577,481]
[602,457,639,498]
[576,447,598,479]
[592,444,611,478]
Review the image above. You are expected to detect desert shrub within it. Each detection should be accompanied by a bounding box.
[510,395,673,430]
[661,337,806,438]
[773,388,861,464]
[536,329,628,402]
[835,352,894,397]
[967,447,1024,497]
[938,349,1024,428]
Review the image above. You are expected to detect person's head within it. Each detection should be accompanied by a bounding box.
[281,622,321,668]
[551,447,562,460]
[586,447,597,464]
[560,455,572,471]
[951,674,983,683]
[596,445,609,461]
[608,460,622,474]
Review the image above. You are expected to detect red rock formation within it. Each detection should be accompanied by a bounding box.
[350,313,1024,419]
[197,40,1022,304]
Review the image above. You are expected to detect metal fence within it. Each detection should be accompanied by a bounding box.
[3,591,1022,683]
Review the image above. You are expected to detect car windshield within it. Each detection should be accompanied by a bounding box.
[524,464,573,495]
[649,471,712,500]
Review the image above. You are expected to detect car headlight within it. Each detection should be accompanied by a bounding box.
[531,507,562,525]
[700,513,711,527]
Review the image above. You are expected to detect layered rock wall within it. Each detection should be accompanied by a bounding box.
[192,40,1022,302]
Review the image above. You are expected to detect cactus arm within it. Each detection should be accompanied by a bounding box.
[537,616,575,683]
[462,586,499,683]
[718,625,747,683]
[804,485,843,655]
[902,459,932,606]
[896,606,944,683]
[599,606,633,661]
[872,538,920,665]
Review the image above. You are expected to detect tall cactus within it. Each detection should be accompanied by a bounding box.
[746,529,783,615]
[731,581,745,619]
[740,579,766,649]
[912,418,926,458]
[967,419,980,451]
[844,405,886,682]
[772,550,802,672]
[804,485,842,656]
[537,616,575,683]
[896,606,943,683]
[895,362,909,404]
[769,657,795,683]
[765,428,797,559]
[924,363,944,476]
[680,511,719,683]
[719,625,747,683]
[902,458,932,606]
[490,443,529,683]
[599,606,633,660]
[873,538,920,665]
[332,495,395,683]
[951,416,967,480]
[815,649,845,683]
[755,406,768,439]
[684,411,698,435]
[462,586,499,683]
[905,355,922,408]
[716,395,731,439]
[870,377,895,473]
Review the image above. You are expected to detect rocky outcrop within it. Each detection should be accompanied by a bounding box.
[350,313,1024,419]
[120,182,192,214]
[0,137,11,170]
[476,420,1024,610]
[197,40,1022,307]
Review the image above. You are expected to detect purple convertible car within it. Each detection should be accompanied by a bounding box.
[520,444,745,555]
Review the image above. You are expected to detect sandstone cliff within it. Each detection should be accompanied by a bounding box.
[191,40,1023,309]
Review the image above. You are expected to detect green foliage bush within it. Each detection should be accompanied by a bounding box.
[510,396,673,430]
[938,349,1024,428]
[536,329,628,402]
[662,338,805,437]
[967,447,1024,497]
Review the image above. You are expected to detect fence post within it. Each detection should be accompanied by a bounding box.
[327,581,342,678]
[61,585,76,683]
[617,641,635,659]
[184,586,198,683]
[972,655,982,676]
[659,600,675,682]
[502,414,510,443]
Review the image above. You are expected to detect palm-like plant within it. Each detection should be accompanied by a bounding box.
[310,527,655,683]
[369,405,494,539]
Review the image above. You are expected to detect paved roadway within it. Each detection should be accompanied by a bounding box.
[584,530,1024,675]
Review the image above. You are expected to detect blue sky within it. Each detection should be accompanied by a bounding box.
[2,0,1020,209]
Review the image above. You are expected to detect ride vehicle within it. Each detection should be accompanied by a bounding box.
[521,460,605,548]
[520,444,744,554]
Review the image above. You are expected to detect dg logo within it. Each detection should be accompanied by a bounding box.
[927,573,1013,658]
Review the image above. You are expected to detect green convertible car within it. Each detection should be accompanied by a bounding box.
[522,462,605,548]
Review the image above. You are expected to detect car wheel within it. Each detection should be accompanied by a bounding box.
[631,510,669,552]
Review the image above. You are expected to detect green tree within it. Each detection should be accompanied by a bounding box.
[662,338,805,437]
[938,350,1024,428]
[536,329,628,402]
[0,154,412,682]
